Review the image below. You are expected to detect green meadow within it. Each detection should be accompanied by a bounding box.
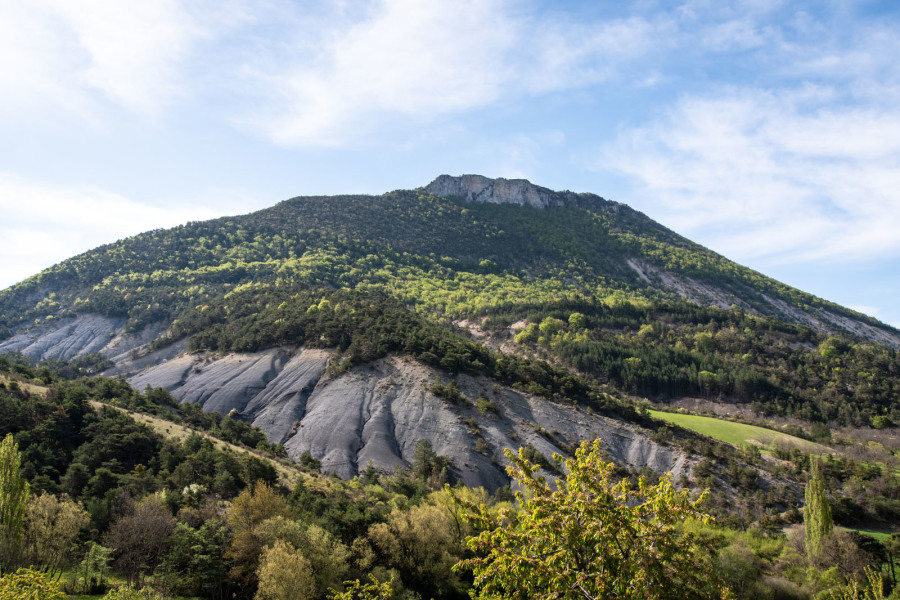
[649,410,830,454]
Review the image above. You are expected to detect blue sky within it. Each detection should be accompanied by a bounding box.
[2,0,899,329]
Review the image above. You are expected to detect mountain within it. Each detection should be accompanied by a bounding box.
[0,174,898,487]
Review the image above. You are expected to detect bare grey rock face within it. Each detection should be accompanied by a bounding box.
[0,313,178,362]
[0,314,126,361]
[127,349,692,491]
[626,258,900,349]
[425,174,578,209]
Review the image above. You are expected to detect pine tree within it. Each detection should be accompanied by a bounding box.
[0,433,30,572]
[804,457,832,562]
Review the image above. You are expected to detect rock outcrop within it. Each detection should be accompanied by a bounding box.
[125,348,692,491]
[425,174,578,209]
[0,313,166,362]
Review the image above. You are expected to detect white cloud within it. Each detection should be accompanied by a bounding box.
[242,0,663,146]
[0,0,212,118]
[0,174,226,289]
[602,86,900,264]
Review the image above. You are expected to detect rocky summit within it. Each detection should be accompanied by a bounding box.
[424,174,579,209]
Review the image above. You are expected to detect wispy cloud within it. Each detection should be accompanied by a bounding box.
[603,87,900,263]
[599,2,900,267]
[240,0,664,146]
[0,0,220,119]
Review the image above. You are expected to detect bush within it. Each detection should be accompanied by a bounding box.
[0,568,66,600]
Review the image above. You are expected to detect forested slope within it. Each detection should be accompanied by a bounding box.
[1,176,898,428]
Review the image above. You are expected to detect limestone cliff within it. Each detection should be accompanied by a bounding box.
[424,174,580,209]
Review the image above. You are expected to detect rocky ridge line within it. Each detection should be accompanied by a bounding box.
[424,174,580,209]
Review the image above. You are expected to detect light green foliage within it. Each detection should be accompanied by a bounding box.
[368,490,470,599]
[805,458,833,562]
[538,316,566,337]
[23,492,89,570]
[0,433,29,571]
[305,525,352,594]
[255,540,316,600]
[694,331,714,352]
[73,541,113,595]
[328,574,396,600]
[454,440,728,600]
[0,568,65,600]
[819,337,849,361]
[513,322,539,344]
[226,482,293,591]
[568,312,587,330]
[637,323,655,337]
[820,567,887,600]
[101,583,166,599]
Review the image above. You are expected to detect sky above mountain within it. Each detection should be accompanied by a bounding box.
[1,0,898,329]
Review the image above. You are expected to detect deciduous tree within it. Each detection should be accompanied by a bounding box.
[23,492,89,571]
[805,457,833,563]
[453,440,728,600]
[0,434,29,572]
[255,540,316,600]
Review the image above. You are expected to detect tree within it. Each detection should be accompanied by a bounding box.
[73,542,113,595]
[368,497,466,598]
[255,540,316,600]
[106,495,175,584]
[23,492,89,572]
[100,584,166,599]
[0,434,29,572]
[158,520,228,599]
[805,457,833,563]
[453,440,728,600]
[225,482,292,594]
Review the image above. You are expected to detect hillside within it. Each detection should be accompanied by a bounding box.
[1,175,896,342]
[0,175,897,432]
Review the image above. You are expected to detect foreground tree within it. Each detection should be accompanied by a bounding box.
[0,567,66,600]
[453,440,729,600]
[225,482,292,595]
[0,434,29,572]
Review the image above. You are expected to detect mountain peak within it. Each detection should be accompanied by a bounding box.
[424,174,573,209]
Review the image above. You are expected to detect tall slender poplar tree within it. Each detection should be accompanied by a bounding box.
[0,433,30,572]
[804,457,832,562]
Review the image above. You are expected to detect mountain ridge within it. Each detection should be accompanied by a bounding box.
[2,175,894,344]
[1,175,898,443]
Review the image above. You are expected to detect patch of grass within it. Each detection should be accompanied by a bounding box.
[0,374,50,397]
[843,527,896,543]
[649,410,830,454]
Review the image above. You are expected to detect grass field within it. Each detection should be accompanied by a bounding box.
[649,410,831,454]
[845,527,896,543]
